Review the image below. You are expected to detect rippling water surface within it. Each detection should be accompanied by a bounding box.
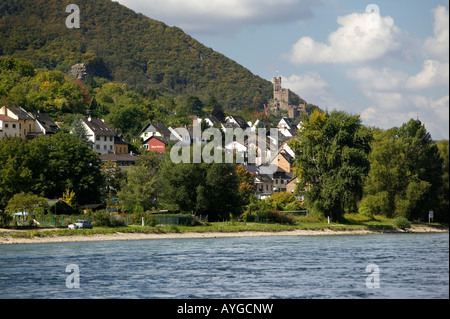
[0,233,448,299]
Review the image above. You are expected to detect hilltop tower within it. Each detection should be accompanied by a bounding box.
[273,77,290,111]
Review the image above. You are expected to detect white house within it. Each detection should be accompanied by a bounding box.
[82,117,115,155]
[278,118,298,138]
[138,122,171,142]
[0,114,20,141]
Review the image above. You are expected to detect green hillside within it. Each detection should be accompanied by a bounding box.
[0,0,290,110]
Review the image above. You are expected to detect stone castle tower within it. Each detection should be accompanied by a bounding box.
[273,77,290,111]
[271,77,303,119]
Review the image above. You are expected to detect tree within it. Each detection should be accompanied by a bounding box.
[26,133,104,205]
[101,161,126,201]
[159,147,242,221]
[290,110,373,221]
[0,137,33,212]
[436,140,449,223]
[117,165,158,213]
[360,120,444,221]
[71,115,92,147]
[6,192,49,226]
[117,151,161,212]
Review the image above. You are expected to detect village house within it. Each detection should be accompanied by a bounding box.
[30,112,60,136]
[270,149,294,173]
[223,115,250,130]
[142,136,169,154]
[254,174,275,200]
[278,117,299,138]
[0,114,20,141]
[169,127,192,146]
[99,153,138,169]
[82,117,115,155]
[114,134,130,155]
[138,122,171,142]
[0,106,37,140]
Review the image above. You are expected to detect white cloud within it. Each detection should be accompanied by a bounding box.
[286,11,414,65]
[113,0,323,34]
[406,59,449,90]
[281,72,340,109]
[343,6,449,140]
[360,93,449,140]
[348,60,449,92]
[423,5,449,62]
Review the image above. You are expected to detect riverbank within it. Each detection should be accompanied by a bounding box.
[0,225,447,245]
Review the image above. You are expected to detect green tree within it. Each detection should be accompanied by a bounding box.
[159,148,242,221]
[117,151,161,212]
[0,137,33,212]
[101,161,126,201]
[71,114,92,147]
[26,133,104,205]
[436,140,449,223]
[360,120,444,221]
[6,192,49,227]
[290,110,373,221]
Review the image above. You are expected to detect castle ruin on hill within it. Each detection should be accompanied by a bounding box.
[270,77,306,119]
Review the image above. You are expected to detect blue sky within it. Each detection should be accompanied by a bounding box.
[114,0,449,140]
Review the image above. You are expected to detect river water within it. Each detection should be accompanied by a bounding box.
[0,233,448,299]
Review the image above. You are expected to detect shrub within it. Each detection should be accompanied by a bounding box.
[394,217,411,230]
[267,211,296,225]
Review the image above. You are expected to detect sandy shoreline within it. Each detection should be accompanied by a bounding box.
[0,226,448,245]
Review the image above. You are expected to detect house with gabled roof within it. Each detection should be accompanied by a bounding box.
[278,117,299,137]
[224,116,250,130]
[31,112,60,136]
[142,136,169,154]
[138,122,171,142]
[0,106,37,140]
[0,114,20,141]
[81,117,115,155]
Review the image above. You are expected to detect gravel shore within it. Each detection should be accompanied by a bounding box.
[1,226,447,245]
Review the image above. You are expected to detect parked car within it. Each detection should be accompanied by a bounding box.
[68,220,94,229]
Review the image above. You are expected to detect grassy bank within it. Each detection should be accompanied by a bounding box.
[1,214,447,240]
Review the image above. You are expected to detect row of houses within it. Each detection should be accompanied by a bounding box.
[1,105,302,199]
[0,106,60,140]
[134,115,302,199]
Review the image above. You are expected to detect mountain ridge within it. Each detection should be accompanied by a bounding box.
[0,0,305,110]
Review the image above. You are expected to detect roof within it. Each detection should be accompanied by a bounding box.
[114,134,129,145]
[0,114,18,122]
[83,118,115,136]
[139,122,171,138]
[227,116,249,129]
[280,118,297,129]
[7,107,34,121]
[100,153,138,162]
[255,174,274,183]
[142,135,170,145]
[31,112,60,134]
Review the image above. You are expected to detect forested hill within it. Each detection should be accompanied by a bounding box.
[0,0,292,110]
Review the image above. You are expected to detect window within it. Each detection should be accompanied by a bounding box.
[96,136,100,141]
[96,145,100,150]
[110,145,113,150]
[5,124,8,128]
[104,136,107,142]
[110,137,113,142]
[12,124,16,129]
[104,145,107,150]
